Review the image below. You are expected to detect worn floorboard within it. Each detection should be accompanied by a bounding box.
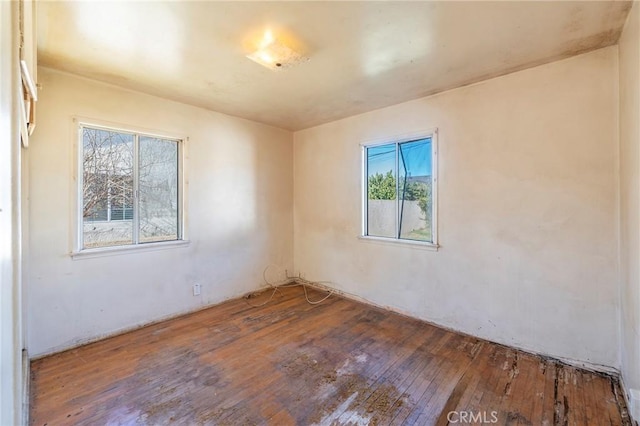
[30,286,632,425]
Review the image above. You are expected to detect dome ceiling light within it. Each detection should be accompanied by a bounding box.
[246,30,309,71]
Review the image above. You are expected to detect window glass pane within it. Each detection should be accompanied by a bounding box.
[139,137,179,243]
[398,138,432,242]
[367,143,396,238]
[82,128,134,248]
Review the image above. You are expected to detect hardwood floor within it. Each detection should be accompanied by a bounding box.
[30,286,632,425]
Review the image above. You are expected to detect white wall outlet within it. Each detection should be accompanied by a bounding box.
[193,283,201,296]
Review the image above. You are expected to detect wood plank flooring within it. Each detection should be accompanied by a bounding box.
[30,286,632,425]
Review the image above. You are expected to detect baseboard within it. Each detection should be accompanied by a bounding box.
[302,280,620,377]
[630,388,640,424]
[28,278,636,422]
[22,348,29,425]
[618,375,638,426]
[30,288,264,360]
[551,354,620,376]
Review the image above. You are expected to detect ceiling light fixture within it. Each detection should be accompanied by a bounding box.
[246,30,308,71]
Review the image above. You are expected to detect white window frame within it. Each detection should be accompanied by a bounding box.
[360,129,439,250]
[72,118,189,259]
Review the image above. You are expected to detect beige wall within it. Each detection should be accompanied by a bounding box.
[26,36,631,411]
[28,68,293,356]
[294,47,619,369]
[619,1,640,419]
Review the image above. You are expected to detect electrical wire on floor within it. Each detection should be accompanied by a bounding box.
[244,266,334,308]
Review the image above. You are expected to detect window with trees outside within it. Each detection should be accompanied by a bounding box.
[79,124,182,251]
[363,133,437,245]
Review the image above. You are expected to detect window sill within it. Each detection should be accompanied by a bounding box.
[358,235,439,251]
[71,240,190,260]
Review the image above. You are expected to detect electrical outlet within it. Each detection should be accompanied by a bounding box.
[193,283,201,296]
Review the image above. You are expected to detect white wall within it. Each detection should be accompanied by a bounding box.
[28,68,293,357]
[294,47,620,369]
[0,1,25,425]
[619,1,640,420]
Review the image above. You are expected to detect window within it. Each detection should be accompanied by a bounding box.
[362,132,437,245]
[79,124,183,251]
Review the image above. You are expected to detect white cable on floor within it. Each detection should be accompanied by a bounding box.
[244,266,334,307]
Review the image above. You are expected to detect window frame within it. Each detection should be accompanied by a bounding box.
[72,118,188,258]
[360,129,439,250]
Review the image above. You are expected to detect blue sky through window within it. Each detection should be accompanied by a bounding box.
[367,138,432,178]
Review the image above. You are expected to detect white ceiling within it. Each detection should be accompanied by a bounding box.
[38,1,632,131]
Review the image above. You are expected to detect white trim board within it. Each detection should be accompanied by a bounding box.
[29,286,264,360]
[629,388,640,423]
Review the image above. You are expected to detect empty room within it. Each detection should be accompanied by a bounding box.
[2,0,640,425]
